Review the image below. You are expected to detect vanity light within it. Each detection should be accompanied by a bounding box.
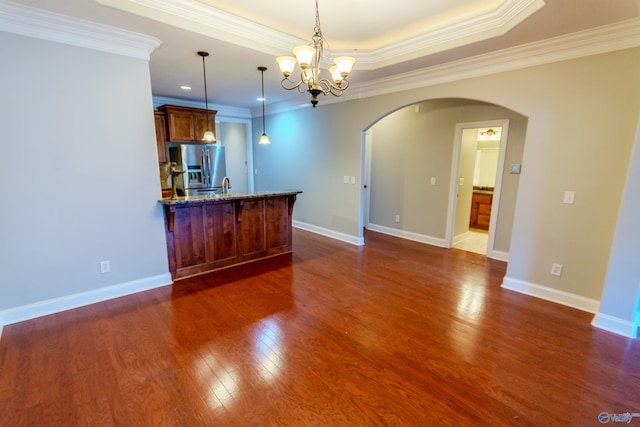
[197,51,216,142]
[479,128,500,140]
[258,66,270,145]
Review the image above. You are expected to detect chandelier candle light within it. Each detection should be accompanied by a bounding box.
[197,51,216,142]
[276,0,355,108]
[257,66,271,145]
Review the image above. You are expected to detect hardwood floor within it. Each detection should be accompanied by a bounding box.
[1,229,638,426]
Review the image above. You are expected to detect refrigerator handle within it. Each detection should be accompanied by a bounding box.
[201,149,208,186]
[207,149,213,187]
[181,160,188,188]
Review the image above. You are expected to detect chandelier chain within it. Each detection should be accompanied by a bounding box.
[314,0,321,38]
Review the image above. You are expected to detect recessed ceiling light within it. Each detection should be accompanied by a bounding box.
[180,85,192,91]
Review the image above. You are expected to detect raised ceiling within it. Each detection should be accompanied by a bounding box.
[97,0,545,67]
[5,0,640,111]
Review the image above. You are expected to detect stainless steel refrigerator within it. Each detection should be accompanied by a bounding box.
[168,143,226,196]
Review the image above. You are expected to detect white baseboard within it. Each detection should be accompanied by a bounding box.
[293,220,364,245]
[453,232,469,245]
[591,313,638,339]
[489,249,510,262]
[501,276,600,313]
[366,223,446,247]
[0,273,173,327]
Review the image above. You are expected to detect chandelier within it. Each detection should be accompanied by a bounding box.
[276,0,355,108]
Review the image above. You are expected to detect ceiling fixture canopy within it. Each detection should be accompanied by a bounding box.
[258,66,270,145]
[276,0,355,108]
[198,51,216,142]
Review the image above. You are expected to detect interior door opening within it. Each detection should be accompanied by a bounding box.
[446,120,509,259]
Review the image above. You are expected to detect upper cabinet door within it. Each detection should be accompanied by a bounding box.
[158,105,217,143]
[154,110,168,163]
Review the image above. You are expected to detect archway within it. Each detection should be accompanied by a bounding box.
[359,98,528,261]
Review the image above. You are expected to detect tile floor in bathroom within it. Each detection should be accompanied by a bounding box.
[454,229,488,255]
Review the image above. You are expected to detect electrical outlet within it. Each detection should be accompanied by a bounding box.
[551,263,563,277]
[100,260,111,273]
[395,215,400,222]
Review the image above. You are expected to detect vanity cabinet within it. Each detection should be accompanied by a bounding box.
[158,104,217,143]
[469,192,492,230]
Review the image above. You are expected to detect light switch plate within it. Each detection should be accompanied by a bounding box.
[100,260,111,273]
[343,176,349,183]
[563,191,575,204]
[431,177,437,185]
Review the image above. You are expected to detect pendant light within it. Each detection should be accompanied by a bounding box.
[258,66,270,145]
[197,51,216,142]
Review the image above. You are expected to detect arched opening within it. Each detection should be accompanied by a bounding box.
[359,98,528,261]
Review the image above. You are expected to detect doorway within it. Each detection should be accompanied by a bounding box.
[217,120,253,193]
[446,120,509,259]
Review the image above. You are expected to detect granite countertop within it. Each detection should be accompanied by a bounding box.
[159,190,302,205]
[473,190,494,195]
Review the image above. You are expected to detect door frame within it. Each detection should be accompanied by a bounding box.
[445,119,510,259]
[362,130,373,230]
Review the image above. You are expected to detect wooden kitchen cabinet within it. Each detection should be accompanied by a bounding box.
[469,192,493,230]
[161,192,300,279]
[158,104,217,143]
[154,110,168,163]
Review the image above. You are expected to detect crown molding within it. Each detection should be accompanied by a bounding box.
[0,0,161,60]
[354,18,640,99]
[267,18,640,114]
[153,96,252,120]
[97,0,544,69]
[355,0,545,69]
[98,0,300,57]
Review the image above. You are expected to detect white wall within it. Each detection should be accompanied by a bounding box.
[218,121,249,192]
[0,32,171,323]
[347,100,525,252]
[252,47,640,334]
[593,119,640,337]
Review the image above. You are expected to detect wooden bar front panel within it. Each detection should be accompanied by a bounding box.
[266,197,289,251]
[237,199,266,257]
[173,205,206,269]
[205,202,236,262]
[164,194,296,279]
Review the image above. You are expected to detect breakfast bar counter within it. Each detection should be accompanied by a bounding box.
[159,190,302,279]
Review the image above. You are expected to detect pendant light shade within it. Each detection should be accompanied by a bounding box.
[258,66,270,145]
[198,51,216,142]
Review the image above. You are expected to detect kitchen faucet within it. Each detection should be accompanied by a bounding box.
[221,176,231,194]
